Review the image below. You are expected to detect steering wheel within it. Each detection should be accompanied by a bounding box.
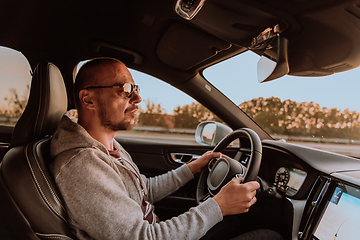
[196,128,262,204]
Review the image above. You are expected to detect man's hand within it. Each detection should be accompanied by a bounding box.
[213,177,260,216]
[187,151,222,174]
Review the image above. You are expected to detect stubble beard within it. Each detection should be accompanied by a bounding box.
[98,98,135,131]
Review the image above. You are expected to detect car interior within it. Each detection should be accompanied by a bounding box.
[1,0,360,239]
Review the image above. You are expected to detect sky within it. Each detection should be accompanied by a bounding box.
[0,47,31,110]
[204,52,360,112]
[132,51,360,114]
[1,47,360,114]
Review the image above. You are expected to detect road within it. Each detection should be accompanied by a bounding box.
[116,131,360,158]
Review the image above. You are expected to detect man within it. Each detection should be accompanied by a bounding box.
[50,57,279,240]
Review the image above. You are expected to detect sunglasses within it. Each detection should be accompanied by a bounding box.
[84,83,140,98]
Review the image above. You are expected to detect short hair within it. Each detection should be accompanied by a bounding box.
[73,57,123,110]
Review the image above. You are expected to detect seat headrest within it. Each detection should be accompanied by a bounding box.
[10,62,68,148]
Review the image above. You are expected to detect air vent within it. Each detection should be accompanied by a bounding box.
[297,72,330,77]
[306,73,328,76]
[299,176,331,239]
[324,63,353,72]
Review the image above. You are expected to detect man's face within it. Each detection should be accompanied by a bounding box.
[95,62,141,131]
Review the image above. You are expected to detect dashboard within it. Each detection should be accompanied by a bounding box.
[274,167,307,196]
[254,142,317,201]
[258,140,360,240]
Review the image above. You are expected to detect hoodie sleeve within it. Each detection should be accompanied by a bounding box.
[52,149,223,240]
[115,140,194,203]
[141,164,194,203]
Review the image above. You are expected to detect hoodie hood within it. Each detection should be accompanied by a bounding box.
[50,110,108,159]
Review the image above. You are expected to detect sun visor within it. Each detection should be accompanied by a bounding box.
[156,22,231,70]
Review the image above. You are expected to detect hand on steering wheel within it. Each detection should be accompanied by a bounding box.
[187,151,223,174]
[196,128,262,205]
[213,177,260,216]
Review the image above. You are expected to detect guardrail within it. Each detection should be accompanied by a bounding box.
[0,122,358,145]
[133,126,196,134]
[133,126,360,145]
[0,117,18,124]
[271,135,360,145]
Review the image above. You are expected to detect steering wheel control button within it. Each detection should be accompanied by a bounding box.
[231,173,242,180]
[208,158,218,171]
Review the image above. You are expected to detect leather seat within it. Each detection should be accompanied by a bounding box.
[0,62,76,239]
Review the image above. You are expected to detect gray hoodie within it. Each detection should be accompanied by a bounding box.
[50,112,223,240]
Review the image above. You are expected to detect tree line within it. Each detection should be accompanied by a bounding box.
[1,88,359,140]
[238,97,360,140]
[136,100,222,129]
[0,87,28,118]
[137,97,360,140]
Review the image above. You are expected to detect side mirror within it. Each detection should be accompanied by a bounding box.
[195,121,232,146]
[257,35,289,83]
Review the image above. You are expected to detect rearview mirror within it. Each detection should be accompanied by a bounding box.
[257,35,289,83]
[195,121,232,146]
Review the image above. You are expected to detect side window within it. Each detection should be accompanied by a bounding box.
[0,47,31,127]
[74,62,223,145]
[128,69,221,145]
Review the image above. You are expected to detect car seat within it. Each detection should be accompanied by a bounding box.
[0,61,76,239]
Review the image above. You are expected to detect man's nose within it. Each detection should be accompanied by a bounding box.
[130,90,142,104]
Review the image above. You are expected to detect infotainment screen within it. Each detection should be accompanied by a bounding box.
[312,184,360,240]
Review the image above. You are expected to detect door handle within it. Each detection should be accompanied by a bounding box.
[170,153,201,164]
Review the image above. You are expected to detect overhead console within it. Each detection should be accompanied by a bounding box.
[287,0,360,77]
[165,0,282,70]
[187,0,284,47]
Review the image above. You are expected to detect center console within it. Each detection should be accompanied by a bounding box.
[299,176,360,240]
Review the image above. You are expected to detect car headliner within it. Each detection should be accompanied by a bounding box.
[2,0,360,78]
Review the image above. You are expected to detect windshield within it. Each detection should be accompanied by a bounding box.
[203,51,360,158]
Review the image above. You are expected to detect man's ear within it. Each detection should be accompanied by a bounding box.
[79,89,96,110]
